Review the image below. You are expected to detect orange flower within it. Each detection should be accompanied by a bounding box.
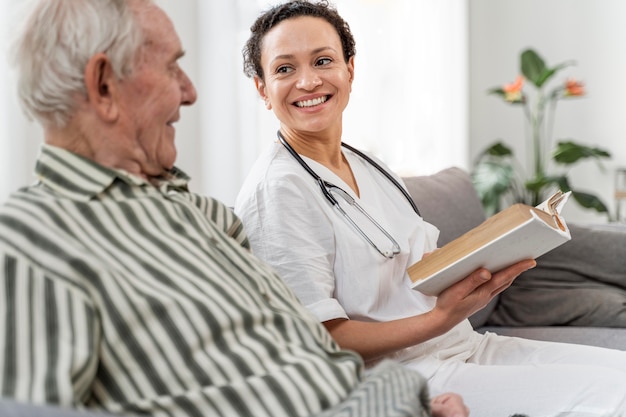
[503,75,524,102]
[564,78,585,96]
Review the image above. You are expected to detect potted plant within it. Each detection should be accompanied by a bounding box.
[472,48,611,217]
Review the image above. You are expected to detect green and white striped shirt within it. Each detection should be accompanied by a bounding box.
[0,145,363,417]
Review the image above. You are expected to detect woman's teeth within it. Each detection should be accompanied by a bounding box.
[295,96,328,108]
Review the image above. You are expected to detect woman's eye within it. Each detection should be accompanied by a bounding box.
[316,57,332,66]
[276,65,293,74]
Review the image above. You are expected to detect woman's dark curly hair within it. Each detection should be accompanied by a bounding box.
[242,0,356,80]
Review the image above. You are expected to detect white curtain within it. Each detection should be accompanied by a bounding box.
[0,0,468,207]
[335,0,468,176]
[0,0,43,203]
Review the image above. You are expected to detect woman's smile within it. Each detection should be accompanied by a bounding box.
[294,94,331,108]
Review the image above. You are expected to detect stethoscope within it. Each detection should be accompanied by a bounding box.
[277,130,421,258]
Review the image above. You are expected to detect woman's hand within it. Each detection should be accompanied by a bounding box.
[430,393,469,417]
[432,259,536,327]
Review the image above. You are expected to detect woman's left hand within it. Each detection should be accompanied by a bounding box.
[430,392,470,417]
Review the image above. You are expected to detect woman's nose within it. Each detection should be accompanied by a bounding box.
[295,68,322,90]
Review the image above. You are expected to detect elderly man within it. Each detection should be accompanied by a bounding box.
[0,1,468,417]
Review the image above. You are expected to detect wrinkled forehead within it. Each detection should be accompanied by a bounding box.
[134,2,173,38]
[133,2,182,59]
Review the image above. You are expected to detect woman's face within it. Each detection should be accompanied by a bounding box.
[255,16,354,136]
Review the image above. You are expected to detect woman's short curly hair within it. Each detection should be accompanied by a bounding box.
[242,0,356,80]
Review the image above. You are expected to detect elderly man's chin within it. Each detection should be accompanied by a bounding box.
[161,148,177,172]
[154,140,178,174]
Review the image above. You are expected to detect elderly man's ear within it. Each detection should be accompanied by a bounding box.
[84,53,120,122]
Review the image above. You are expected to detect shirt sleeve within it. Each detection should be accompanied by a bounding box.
[188,193,250,249]
[236,175,348,322]
[0,251,100,406]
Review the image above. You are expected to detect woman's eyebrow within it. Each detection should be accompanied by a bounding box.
[271,47,338,63]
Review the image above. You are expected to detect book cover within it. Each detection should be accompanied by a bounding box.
[409,191,572,296]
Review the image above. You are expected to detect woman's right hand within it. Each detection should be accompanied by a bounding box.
[432,259,536,328]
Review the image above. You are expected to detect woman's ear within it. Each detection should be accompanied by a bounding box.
[254,76,272,110]
[84,53,119,122]
[347,56,355,87]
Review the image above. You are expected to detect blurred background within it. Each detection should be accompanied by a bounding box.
[1,0,624,224]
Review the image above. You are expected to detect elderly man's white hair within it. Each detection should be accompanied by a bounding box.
[9,0,153,128]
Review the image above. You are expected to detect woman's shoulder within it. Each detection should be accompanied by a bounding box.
[246,142,306,181]
[342,143,405,186]
[235,142,314,209]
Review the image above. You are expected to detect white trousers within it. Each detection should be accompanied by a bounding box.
[407,332,626,417]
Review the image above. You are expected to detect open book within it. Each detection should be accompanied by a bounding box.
[409,191,572,296]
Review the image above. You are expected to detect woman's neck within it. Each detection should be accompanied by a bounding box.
[279,126,360,196]
[279,127,343,169]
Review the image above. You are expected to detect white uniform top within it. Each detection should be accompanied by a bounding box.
[236,142,482,376]
[235,141,626,416]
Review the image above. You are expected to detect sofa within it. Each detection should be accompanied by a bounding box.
[402,166,626,350]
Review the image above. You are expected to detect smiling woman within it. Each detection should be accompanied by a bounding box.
[233,3,626,416]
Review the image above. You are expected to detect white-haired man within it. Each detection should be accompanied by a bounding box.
[0,1,468,416]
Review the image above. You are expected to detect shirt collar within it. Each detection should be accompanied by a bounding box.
[35,144,191,201]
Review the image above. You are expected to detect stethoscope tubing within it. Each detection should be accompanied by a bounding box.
[276,130,421,217]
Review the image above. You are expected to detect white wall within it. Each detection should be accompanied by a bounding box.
[470,0,626,223]
[0,0,42,202]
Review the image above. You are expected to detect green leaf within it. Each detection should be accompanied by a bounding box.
[520,49,573,88]
[553,141,611,165]
[521,49,546,87]
[483,142,513,157]
[555,176,573,192]
[488,87,526,104]
[534,68,559,89]
[488,87,505,96]
[472,160,514,193]
[553,178,609,214]
[472,159,515,215]
[571,190,609,213]
[525,175,561,193]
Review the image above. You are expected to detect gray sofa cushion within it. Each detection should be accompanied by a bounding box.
[479,326,626,350]
[402,167,486,247]
[488,223,626,327]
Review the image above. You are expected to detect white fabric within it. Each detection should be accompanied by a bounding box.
[235,142,626,417]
